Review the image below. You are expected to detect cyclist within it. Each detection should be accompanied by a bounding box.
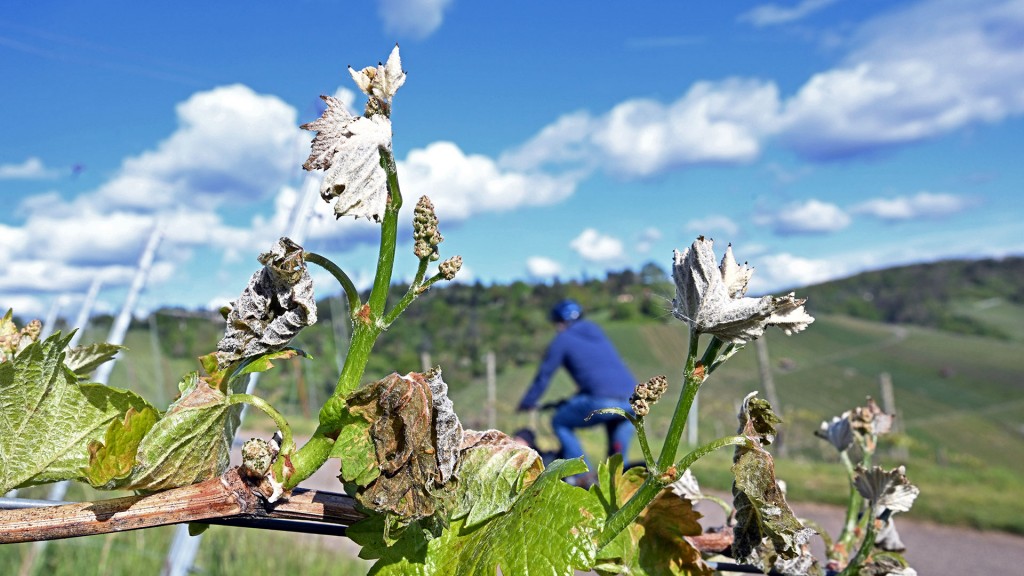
[516,299,636,480]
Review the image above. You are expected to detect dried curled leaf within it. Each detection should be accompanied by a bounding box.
[301,94,392,222]
[672,238,814,344]
[216,237,316,369]
[732,393,816,569]
[348,371,464,524]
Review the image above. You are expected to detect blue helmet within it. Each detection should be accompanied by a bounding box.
[550,299,582,323]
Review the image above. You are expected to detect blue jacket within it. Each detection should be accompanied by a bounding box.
[518,319,636,410]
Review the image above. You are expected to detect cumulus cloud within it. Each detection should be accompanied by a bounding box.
[686,215,740,238]
[378,0,454,39]
[780,0,1024,159]
[757,199,851,235]
[526,256,563,280]
[399,141,578,220]
[505,0,1024,171]
[739,0,840,27]
[749,251,851,293]
[502,79,780,179]
[570,228,625,262]
[0,157,57,179]
[852,192,972,221]
[93,84,304,211]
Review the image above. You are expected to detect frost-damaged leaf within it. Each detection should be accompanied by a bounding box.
[216,237,316,370]
[64,342,124,379]
[0,333,154,492]
[301,94,393,222]
[351,458,602,576]
[732,393,815,568]
[104,372,242,490]
[348,372,464,525]
[424,368,462,485]
[453,429,543,528]
[672,238,813,344]
[593,455,711,576]
[80,405,159,487]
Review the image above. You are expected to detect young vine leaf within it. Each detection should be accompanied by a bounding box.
[83,347,303,491]
[351,458,603,576]
[591,455,711,576]
[63,342,124,379]
[452,429,543,528]
[0,332,154,492]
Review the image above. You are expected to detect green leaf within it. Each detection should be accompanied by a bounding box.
[63,342,124,379]
[592,456,711,576]
[0,333,153,492]
[330,404,380,487]
[353,458,603,576]
[452,430,543,528]
[110,372,243,490]
[81,405,160,487]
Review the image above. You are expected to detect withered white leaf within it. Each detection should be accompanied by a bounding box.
[424,367,463,484]
[215,237,316,369]
[672,237,814,344]
[349,45,406,102]
[854,465,920,517]
[301,95,392,222]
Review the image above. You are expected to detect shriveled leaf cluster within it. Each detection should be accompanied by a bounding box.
[345,371,465,525]
[216,237,316,369]
[732,393,817,572]
[302,95,392,222]
[672,237,813,344]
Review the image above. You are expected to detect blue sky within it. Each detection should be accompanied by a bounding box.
[2,0,1023,320]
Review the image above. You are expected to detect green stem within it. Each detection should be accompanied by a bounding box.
[305,251,360,315]
[835,450,863,561]
[280,148,404,490]
[838,511,884,576]
[634,417,656,470]
[597,434,753,551]
[383,257,430,327]
[367,148,402,318]
[655,328,702,472]
[227,393,294,453]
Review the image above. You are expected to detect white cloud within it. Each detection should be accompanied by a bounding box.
[399,141,578,221]
[570,228,625,262]
[750,251,850,293]
[686,215,740,238]
[758,199,851,235]
[781,0,1024,158]
[505,0,1024,171]
[0,157,57,179]
[93,84,304,211]
[503,79,780,179]
[378,0,454,39]
[526,256,563,279]
[852,192,972,221]
[739,0,840,27]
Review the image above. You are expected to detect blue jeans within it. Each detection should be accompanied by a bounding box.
[552,394,634,470]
